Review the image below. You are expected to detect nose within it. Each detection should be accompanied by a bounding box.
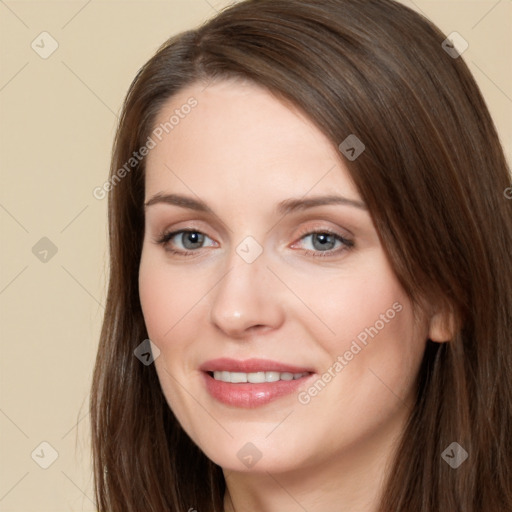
[209,248,285,338]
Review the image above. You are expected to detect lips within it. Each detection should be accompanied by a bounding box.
[199,358,315,408]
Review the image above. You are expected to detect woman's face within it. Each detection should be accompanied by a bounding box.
[139,79,430,475]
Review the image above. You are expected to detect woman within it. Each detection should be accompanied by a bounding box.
[90,0,512,510]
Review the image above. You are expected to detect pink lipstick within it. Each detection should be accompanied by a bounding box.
[200,358,314,408]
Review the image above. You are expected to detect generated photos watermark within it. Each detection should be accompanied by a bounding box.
[93,96,198,200]
[298,301,403,405]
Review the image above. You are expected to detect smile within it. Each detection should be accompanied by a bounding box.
[200,358,315,408]
[211,371,310,383]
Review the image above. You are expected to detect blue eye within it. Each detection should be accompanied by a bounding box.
[154,229,354,258]
[296,231,353,257]
[291,229,354,258]
[155,230,215,255]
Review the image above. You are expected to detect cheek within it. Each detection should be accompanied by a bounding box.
[286,253,410,348]
[329,284,423,411]
[289,252,425,391]
[138,255,203,432]
[138,261,171,340]
[138,254,201,341]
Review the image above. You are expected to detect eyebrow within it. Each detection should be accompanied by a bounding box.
[144,193,367,214]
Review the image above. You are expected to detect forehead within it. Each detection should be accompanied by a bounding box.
[144,79,359,203]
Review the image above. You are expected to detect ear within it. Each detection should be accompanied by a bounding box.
[428,305,456,343]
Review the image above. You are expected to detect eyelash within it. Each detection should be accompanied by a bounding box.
[154,227,354,259]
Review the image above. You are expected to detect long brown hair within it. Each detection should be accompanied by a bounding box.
[90,0,512,510]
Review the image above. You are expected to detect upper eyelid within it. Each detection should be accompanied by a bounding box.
[145,209,232,238]
[151,215,353,236]
[145,207,362,237]
[158,224,348,238]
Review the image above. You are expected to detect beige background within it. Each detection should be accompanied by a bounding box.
[0,1,510,510]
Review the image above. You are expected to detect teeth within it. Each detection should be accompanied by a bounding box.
[248,372,266,383]
[212,371,309,383]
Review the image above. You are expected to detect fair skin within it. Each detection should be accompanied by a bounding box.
[138,79,450,512]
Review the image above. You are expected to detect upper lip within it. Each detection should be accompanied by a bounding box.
[199,358,313,374]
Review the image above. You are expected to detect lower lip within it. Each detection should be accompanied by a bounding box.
[202,372,313,408]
